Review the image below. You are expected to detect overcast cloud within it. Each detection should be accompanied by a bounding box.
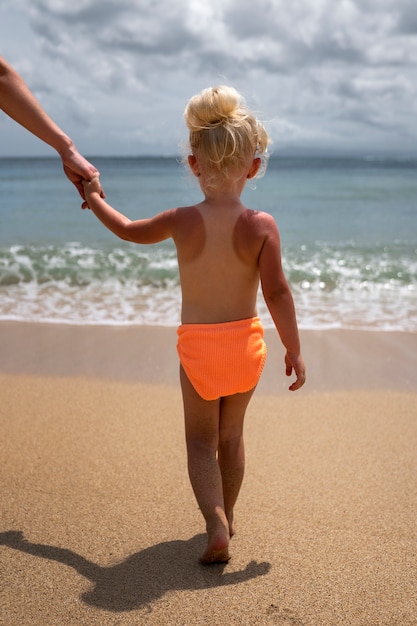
[1,0,417,156]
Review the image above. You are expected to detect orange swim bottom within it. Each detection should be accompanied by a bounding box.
[176,316,267,401]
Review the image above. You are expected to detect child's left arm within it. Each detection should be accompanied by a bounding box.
[82,175,174,244]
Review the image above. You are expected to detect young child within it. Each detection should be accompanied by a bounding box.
[82,85,305,565]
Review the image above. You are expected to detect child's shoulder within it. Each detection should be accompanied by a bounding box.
[232,209,279,251]
[171,204,203,224]
[239,208,278,232]
[168,205,204,241]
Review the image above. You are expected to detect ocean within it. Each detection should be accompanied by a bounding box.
[1,155,416,332]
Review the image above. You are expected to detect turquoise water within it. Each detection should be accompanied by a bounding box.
[1,156,416,330]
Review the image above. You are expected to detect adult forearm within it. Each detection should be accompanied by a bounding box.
[0,63,71,152]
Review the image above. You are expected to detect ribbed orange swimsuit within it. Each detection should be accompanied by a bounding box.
[176,316,267,401]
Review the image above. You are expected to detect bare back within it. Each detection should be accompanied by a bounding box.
[173,201,266,324]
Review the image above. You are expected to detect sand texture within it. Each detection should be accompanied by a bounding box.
[0,323,416,625]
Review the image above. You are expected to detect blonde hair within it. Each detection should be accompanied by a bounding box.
[184,85,270,181]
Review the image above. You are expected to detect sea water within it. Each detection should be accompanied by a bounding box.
[0,155,416,331]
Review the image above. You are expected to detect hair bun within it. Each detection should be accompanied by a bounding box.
[185,85,241,130]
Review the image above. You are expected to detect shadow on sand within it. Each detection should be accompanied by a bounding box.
[0,530,271,612]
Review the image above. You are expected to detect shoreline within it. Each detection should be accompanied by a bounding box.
[1,321,416,624]
[0,320,416,392]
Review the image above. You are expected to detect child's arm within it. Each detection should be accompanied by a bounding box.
[258,213,306,391]
[82,175,174,243]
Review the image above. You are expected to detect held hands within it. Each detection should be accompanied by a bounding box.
[60,144,105,207]
[81,173,102,209]
[285,351,306,391]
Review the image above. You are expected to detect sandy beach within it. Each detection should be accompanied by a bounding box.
[1,322,416,625]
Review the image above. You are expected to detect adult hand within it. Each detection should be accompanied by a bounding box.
[59,143,105,205]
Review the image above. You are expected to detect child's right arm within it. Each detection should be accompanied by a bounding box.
[82,175,174,244]
[258,213,306,391]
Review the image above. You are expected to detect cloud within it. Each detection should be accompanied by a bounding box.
[1,0,417,155]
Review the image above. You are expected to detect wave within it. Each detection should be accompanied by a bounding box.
[0,241,416,331]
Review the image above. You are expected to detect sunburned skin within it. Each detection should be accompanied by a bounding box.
[175,202,269,324]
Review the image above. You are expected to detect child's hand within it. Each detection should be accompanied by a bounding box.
[81,174,102,209]
[285,351,306,391]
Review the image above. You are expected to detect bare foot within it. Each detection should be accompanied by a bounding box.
[200,532,230,565]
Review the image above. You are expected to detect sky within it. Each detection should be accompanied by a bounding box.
[1,0,417,158]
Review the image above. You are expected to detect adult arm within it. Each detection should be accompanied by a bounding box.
[0,56,103,200]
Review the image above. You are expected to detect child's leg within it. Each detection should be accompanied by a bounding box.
[180,366,230,564]
[218,388,255,537]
